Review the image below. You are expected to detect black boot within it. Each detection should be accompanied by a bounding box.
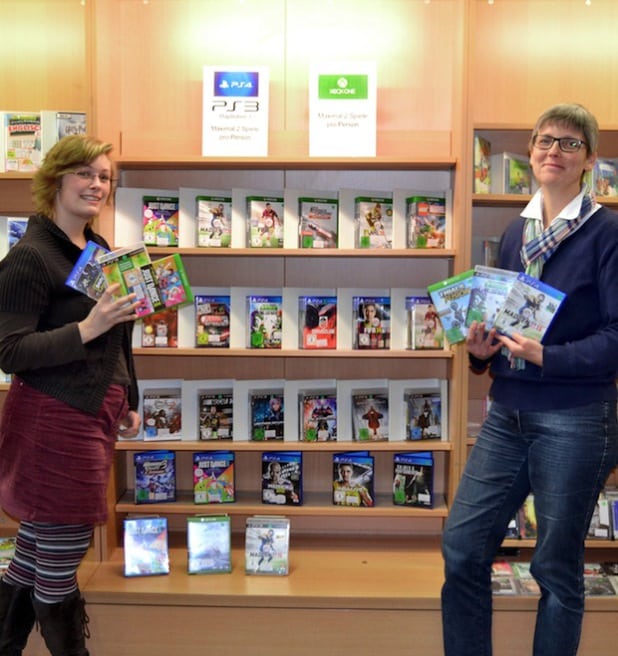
[33,590,90,656]
[0,579,36,655]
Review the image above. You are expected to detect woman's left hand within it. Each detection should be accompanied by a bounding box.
[117,409,141,438]
[497,333,544,367]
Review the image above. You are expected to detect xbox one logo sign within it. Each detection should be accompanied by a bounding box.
[318,74,369,100]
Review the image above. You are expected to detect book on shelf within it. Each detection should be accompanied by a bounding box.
[133,449,176,504]
[592,157,618,197]
[473,134,491,194]
[248,295,283,349]
[142,387,182,441]
[64,240,110,300]
[187,515,232,574]
[490,151,532,194]
[198,390,233,441]
[245,515,290,576]
[298,196,338,248]
[142,195,179,247]
[406,295,444,349]
[587,491,612,540]
[193,451,235,504]
[492,272,566,342]
[40,110,87,157]
[140,307,178,348]
[351,391,389,441]
[465,265,518,331]
[123,516,170,577]
[583,565,617,596]
[405,391,442,441]
[299,392,337,442]
[246,195,284,248]
[354,195,393,249]
[261,451,303,506]
[353,295,391,350]
[250,391,284,441]
[0,111,41,172]
[298,295,337,349]
[405,195,446,249]
[392,451,434,507]
[0,536,16,576]
[427,269,475,344]
[332,451,374,507]
[196,194,232,247]
[195,294,231,348]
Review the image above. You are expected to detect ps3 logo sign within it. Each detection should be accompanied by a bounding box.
[211,100,260,113]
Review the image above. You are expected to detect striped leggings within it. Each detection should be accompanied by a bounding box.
[2,520,93,603]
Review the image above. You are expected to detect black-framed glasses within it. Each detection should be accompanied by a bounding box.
[532,134,587,153]
[68,169,115,184]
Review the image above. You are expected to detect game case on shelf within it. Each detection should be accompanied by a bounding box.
[134,450,176,504]
[246,195,284,248]
[142,387,182,440]
[299,393,337,442]
[392,451,434,507]
[250,392,284,441]
[405,391,442,441]
[187,515,232,574]
[193,451,235,504]
[406,295,444,349]
[353,295,390,350]
[142,195,179,246]
[0,536,16,575]
[406,195,446,249]
[493,272,566,342]
[6,217,28,249]
[196,194,232,247]
[123,516,170,577]
[490,152,532,194]
[248,295,282,349]
[427,269,475,344]
[40,111,87,156]
[1,112,41,172]
[245,515,290,575]
[354,195,393,249]
[141,307,178,348]
[351,392,389,441]
[332,452,374,507]
[195,295,231,348]
[298,295,337,349]
[298,196,338,248]
[473,134,491,194]
[65,240,109,300]
[465,265,519,331]
[198,391,233,440]
[261,451,303,506]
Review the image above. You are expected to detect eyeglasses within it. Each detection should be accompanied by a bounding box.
[532,135,588,153]
[68,169,114,184]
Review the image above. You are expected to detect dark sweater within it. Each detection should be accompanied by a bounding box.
[0,214,138,415]
[473,205,618,411]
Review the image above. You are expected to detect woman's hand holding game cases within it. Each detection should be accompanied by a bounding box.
[78,283,139,344]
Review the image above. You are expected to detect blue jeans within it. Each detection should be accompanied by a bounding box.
[441,401,618,656]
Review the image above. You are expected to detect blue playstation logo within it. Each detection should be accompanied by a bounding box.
[214,71,259,97]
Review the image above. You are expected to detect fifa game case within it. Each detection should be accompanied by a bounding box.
[134,449,176,504]
[245,515,290,575]
[193,451,235,504]
[261,451,303,506]
[354,195,393,249]
[195,295,231,348]
[196,195,232,248]
[298,295,337,349]
[246,195,284,248]
[353,296,390,350]
[406,295,443,349]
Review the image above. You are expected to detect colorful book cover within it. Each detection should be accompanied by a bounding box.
[393,451,434,507]
[65,240,109,300]
[406,295,444,349]
[405,391,442,441]
[465,265,518,331]
[151,252,194,308]
[134,450,176,504]
[142,387,182,440]
[299,393,337,442]
[427,269,475,344]
[142,195,179,246]
[245,515,290,575]
[261,451,303,506]
[351,392,389,441]
[353,296,390,350]
[406,195,446,249]
[123,516,169,577]
[493,272,566,342]
[248,295,282,349]
[473,134,491,194]
[250,392,284,441]
[187,515,232,574]
[354,195,393,249]
[246,195,284,248]
[298,295,337,349]
[2,112,41,172]
[141,307,178,348]
[332,452,374,507]
[195,295,231,348]
[298,196,338,248]
[196,195,232,247]
[193,451,235,504]
[198,391,233,440]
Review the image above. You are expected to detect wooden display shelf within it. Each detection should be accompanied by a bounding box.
[131,347,454,359]
[145,246,456,258]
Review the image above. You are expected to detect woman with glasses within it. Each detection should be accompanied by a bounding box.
[442,103,618,655]
[0,135,140,655]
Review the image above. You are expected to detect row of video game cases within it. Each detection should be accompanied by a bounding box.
[130,377,448,444]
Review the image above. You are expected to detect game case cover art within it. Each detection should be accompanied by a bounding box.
[351,392,389,441]
[198,391,233,440]
[245,515,290,575]
[353,296,390,350]
[299,295,337,349]
[193,451,235,504]
[406,295,444,349]
[123,516,170,577]
[332,452,374,507]
[406,392,442,441]
[141,307,178,348]
[250,392,284,441]
[142,195,179,247]
[151,253,193,309]
[393,451,434,508]
[406,195,446,249]
[65,239,109,300]
[354,195,393,249]
[142,387,182,440]
[187,515,232,574]
[298,196,338,248]
[134,450,176,504]
[427,269,475,344]
[261,451,302,506]
[247,195,284,248]
[196,195,232,247]
[195,294,231,348]
[248,295,282,349]
[299,393,337,442]
[6,217,28,249]
[465,265,518,331]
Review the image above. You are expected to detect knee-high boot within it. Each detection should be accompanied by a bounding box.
[32,590,90,656]
[0,579,36,655]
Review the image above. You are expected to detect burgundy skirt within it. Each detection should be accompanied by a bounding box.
[0,378,127,524]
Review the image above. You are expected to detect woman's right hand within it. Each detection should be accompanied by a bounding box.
[78,283,139,344]
[466,320,502,360]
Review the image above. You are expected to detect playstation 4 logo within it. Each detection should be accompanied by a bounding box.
[214,71,259,97]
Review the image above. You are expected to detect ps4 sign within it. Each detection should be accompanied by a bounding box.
[202,66,269,157]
